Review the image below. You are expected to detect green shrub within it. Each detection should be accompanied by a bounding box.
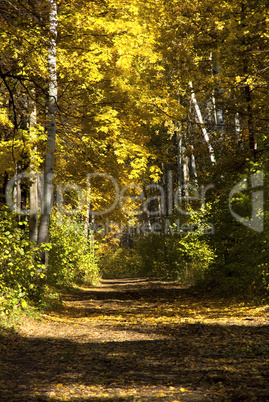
[201,167,269,298]
[0,210,43,292]
[99,225,215,283]
[133,230,214,283]
[100,246,142,278]
[0,209,100,317]
[47,214,100,288]
[0,208,45,313]
[176,233,215,285]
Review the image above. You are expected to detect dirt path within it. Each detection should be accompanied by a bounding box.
[0,279,269,401]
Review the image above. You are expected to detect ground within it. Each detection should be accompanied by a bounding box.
[0,279,269,401]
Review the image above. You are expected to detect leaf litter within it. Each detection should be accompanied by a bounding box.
[0,278,268,401]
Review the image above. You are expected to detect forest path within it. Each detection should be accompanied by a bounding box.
[0,278,269,401]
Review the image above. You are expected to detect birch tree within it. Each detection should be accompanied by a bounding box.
[38,0,57,256]
[189,82,216,164]
[29,97,38,241]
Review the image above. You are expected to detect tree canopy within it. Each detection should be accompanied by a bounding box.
[0,0,269,302]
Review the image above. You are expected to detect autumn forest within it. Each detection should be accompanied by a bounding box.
[0,0,269,400]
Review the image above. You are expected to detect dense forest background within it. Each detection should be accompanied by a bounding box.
[0,0,269,315]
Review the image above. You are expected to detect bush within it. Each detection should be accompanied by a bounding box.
[176,234,215,286]
[201,167,269,298]
[133,231,214,283]
[99,246,142,278]
[0,209,101,317]
[99,224,215,283]
[47,214,100,288]
[0,208,45,313]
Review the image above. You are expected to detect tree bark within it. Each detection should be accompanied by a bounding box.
[235,112,241,147]
[38,0,58,259]
[212,62,224,135]
[190,151,198,184]
[176,129,183,190]
[241,3,255,158]
[29,86,38,242]
[189,81,216,163]
[14,163,21,215]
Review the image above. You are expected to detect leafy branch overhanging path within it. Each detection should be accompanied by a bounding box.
[0,279,269,401]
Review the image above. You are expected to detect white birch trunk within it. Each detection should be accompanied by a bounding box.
[210,53,218,127]
[84,204,90,238]
[183,153,190,199]
[176,131,183,189]
[182,146,189,192]
[190,152,198,184]
[189,81,216,163]
[38,0,57,254]
[14,163,21,215]
[213,62,224,134]
[235,113,242,146]
[29,87,38,242]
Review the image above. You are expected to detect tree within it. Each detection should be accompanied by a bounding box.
[38,0,58,257]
